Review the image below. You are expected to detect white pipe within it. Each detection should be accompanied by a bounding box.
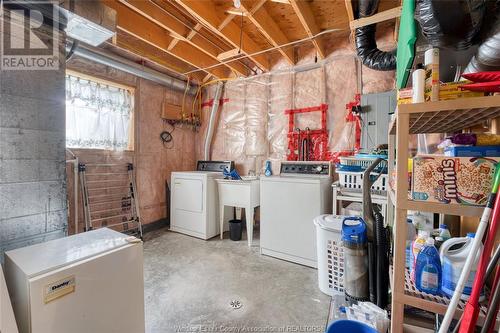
[203,82,224,160]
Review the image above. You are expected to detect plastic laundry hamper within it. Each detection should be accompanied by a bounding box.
[314,215,345,296]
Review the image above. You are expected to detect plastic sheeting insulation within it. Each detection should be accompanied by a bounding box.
[196,53,395,175]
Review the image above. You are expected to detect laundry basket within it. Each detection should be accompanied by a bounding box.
[314,215,345,296]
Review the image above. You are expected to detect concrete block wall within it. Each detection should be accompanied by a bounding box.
[0,22,67,259]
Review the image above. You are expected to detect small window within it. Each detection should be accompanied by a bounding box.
[65,73,134,151]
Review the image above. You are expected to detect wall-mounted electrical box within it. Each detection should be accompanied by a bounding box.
[161,102,183,121]
[360,90,396,152]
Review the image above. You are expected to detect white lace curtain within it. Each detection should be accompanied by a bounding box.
[66,74,133,150]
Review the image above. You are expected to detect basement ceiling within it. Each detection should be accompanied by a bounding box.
[101,0,400,83]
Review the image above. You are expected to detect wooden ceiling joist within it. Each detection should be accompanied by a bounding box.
[105,1,230,79]
[112,34,206,83]
[115,0,248,77]
[289,0,326,59]
[240,0,294,65]
[173,0,270,72]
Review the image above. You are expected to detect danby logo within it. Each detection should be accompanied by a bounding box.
[51,280,70,291]
[437,159,458,201]
[0,1,60,70]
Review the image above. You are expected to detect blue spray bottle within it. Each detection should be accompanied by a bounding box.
[415,237,442,295]
[264,160,272,177]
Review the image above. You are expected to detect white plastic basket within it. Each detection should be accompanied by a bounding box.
[314,215,345,296]
[336,170,388,194]
[339,156,388,171]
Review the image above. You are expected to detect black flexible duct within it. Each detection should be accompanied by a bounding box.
[415,0,485,50]
[355,0,397,71]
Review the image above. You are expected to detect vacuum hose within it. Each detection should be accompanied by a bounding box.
[362,158,389,308]
[374,209,389,308]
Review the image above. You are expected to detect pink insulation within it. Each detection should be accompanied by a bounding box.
[197,42,396,175]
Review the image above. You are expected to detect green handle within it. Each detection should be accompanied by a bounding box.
[491,163,500,194]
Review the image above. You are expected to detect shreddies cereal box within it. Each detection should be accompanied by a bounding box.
[412,155,500,206]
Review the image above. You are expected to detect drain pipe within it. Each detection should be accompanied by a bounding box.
[203,82,225,161]
[66,42,197,95]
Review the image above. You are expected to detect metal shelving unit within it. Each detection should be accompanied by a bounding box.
[388,95,500,332]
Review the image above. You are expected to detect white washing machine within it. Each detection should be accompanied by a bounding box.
[260,161,333,268]
[170,161,234,240]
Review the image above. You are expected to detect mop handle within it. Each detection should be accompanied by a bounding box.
[439,165,500,333]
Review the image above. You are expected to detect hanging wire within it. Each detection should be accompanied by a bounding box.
[238,12,244,54]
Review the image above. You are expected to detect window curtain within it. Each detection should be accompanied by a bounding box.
[66,75,133,150]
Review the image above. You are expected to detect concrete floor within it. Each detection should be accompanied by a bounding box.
[143,228,330,333]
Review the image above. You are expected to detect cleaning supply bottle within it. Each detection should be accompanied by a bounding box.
[405,219,416,269]
[410,230,429,282]
[440,233,484,300]
[438,224,451,241]
[415,238,442,295]
[264,160,272,177]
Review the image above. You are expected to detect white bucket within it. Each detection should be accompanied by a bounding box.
[314,215,345,296]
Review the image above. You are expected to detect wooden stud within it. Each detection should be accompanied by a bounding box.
[344,0,355,22]
[241,0,294,65]
[173,0,270,71]
[349,6,402,30]
[289,0,326,59]
[112,35,205,83]
[106,1,230,79]
[217,48,241,61]
[116,0,248,76]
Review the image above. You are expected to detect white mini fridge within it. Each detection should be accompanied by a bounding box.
[4,228,145,333]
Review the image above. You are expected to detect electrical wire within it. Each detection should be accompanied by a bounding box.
[160,121,175,149]
[182,27,345,76]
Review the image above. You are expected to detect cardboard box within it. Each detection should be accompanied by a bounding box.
[412,155,499,206]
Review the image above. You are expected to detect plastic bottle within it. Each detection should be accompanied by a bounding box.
[438,224,451,241]
[424,48,440,102]
[405,219,416,269]
[412,63,425,103]
[264,160,272,177]
[410,230,429,282]
[415,238,442,295]
[440,233,484,300]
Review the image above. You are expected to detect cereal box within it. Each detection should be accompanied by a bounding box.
[412,155,499,206]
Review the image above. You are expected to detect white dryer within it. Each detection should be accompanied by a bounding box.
[170,161,234,240]
[260,161,332,268]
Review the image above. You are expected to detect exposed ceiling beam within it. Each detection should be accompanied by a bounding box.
[111,35,206,83]
[241,0,294,65]
[105,1,230,79]
[115,0,248,77]
[349,6,402,30]
[289,0,326,59]
[173,0,270,72]
[344,0,355,22]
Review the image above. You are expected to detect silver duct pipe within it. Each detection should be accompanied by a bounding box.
[203,82,224,161]
[464,14,500,73]
[67,43,197,95]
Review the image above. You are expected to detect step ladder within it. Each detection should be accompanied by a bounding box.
[79,162,143,239]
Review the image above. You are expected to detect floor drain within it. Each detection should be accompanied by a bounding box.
[230,300,242,309]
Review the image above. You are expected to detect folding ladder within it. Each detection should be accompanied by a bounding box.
[79,163,143,239]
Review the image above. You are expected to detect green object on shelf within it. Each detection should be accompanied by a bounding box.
[396,0,417,89]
